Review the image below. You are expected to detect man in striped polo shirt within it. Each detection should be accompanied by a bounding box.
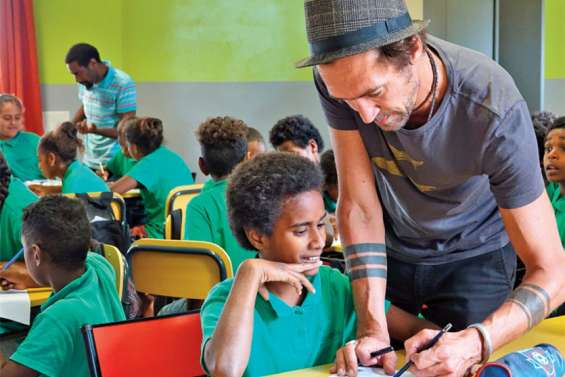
[66,43,136,169]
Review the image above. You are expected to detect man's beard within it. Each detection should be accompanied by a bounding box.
[81,81,94,90]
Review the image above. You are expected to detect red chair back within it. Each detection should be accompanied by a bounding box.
[82,311,205,377]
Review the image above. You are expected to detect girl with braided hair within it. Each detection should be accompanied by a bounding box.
[0,94,43,181]
[0,151,39,290]
[38,122,109,194]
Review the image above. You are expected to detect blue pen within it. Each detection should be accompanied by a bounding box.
[2,248,24,271]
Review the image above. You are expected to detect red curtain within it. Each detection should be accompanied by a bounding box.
[0,0,43,135]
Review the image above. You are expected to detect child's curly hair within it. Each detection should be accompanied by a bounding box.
[124,117,164,156]
[196,116,248,177]
[39,121,84,162]
[269,115,324,152]
[227,152,323,250]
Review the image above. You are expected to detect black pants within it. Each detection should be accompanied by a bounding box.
[386,243,517,331]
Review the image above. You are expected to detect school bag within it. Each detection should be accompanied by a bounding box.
[74,192,131,254]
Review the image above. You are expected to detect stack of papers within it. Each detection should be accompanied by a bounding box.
[0,290,31,325]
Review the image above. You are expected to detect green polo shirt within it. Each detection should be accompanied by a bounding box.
[547,182,565,249]
[61,160,109,194]
[127,146,193,238]
[185,179,255,271]
[10,253,126,377]
[323,191,337,213]
[0,131,43,182]
[105,149,136,179]
[0,177,38,261]
[201,266,360,377]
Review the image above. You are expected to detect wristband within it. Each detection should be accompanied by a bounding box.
[467,323,493,364]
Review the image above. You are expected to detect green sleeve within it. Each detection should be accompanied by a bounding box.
[127,155,159,191]
[185,197,214,242]
[200,280,233,374]
[10,312,72,377]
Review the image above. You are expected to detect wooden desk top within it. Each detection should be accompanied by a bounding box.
[27,287,52,307]
[270,316,565,376]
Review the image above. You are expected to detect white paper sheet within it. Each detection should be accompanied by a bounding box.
[329,366,416,377]
[0,289,31,325]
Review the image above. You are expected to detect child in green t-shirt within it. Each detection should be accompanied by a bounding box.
[187,116,256,271]
[543,116,565,248]
[201,153,433,377]
[37,122,109,194]
[109,117,194,238]
[0,94,43,182]
[0,152,38,290]
[99,117,137,180]
[0,195,125,377]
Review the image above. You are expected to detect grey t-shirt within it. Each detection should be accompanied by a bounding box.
[315,36,544,264]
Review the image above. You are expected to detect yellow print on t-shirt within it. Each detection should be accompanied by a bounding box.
[371,145,436,192]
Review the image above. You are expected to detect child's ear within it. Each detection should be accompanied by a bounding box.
[31,244,42,267]
[245,228,266,252]
[47,152,57,167]
[198,157,209,176]
[308,139,319,155]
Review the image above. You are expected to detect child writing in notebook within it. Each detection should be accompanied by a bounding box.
[98,116,137,180]
[0,195,125,377]
[38,122,109,194]
[0,94,43,182]
[0,152,38,290]
[201,153,434,377]
[110,117,194,238]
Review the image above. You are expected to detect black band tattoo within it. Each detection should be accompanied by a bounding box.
[344,243,387,281]
[506,284,551,329]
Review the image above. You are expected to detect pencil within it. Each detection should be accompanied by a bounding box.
[393,323,453,377]
[2,248,24,271]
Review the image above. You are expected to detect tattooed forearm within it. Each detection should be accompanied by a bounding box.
[506,283,551,329]
[344,243,387,281]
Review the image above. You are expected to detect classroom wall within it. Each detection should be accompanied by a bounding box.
[34,0,422,181]
[544,0,565,114]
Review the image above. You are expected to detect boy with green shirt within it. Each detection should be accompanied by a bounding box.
[186,116,256,271]
[0,195,125,377]
[543,117,565,249]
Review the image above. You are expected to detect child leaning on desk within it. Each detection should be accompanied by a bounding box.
[201,153,435,377]
[0,195,125,377]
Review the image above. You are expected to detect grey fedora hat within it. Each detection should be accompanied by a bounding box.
[296,0,429,68]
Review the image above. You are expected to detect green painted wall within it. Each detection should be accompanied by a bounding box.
[545,0,565,79]
[34,0,311,84]
[34,0,123,84]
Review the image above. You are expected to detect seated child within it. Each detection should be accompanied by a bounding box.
[543,116,565,248]
[0,195,126,377]
[269,114,324,164]
[245,126,266,160]
[186,116,256,271]
[110,117,194,238]
[0,94,43,181]
[201,153,433,377]
[0,152,39,290]
[99,117,137,180]
[38,122,109,194]
[320,149,338,214]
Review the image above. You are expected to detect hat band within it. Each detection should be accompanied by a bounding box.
[310,12,412,55]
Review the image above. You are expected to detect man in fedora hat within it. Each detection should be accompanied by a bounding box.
[298,0,565,376]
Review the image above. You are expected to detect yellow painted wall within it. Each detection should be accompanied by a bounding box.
[545,0,565,79]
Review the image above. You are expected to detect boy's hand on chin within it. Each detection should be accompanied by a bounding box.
[240,259,322,300]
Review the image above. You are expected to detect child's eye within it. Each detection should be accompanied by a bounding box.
[293,227,307,236]
[317,222,326,229]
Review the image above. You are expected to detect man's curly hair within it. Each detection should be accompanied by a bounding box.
[196,116,248,178]
[269,115,324,152]
[227,152,323,250]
